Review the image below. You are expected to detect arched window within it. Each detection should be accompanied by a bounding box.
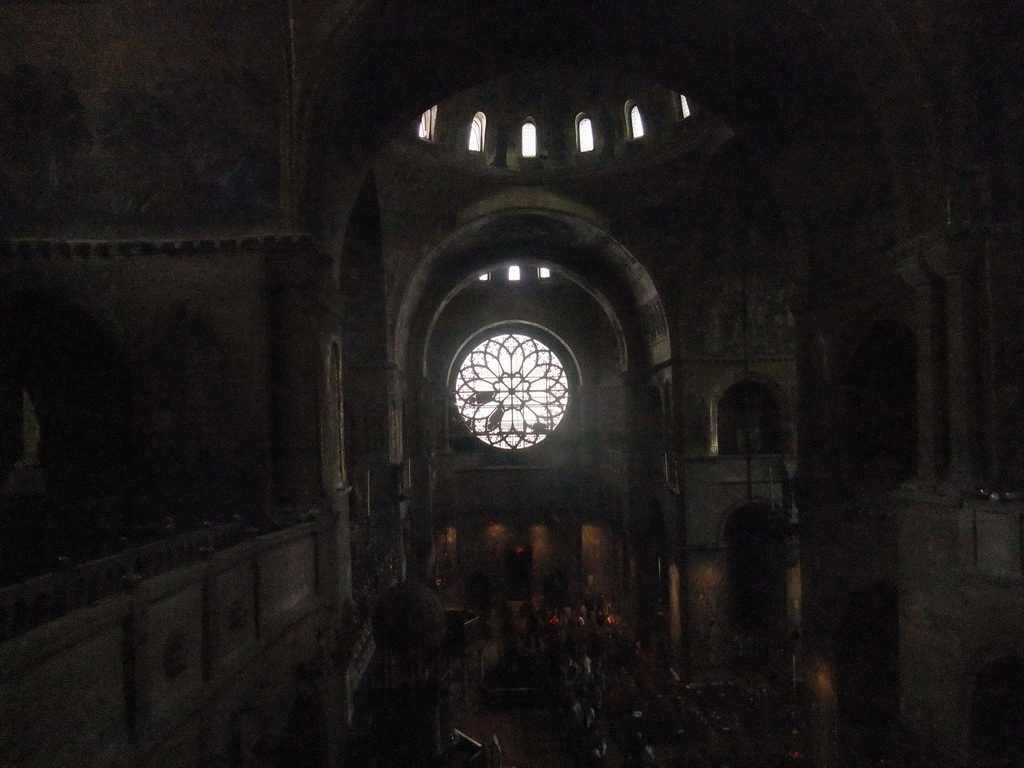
[521,119,537,158]
[679,94,691,119]
[717,381,782,455]
[468,111,486,152]
[453,332,570,450]
[626,101,645,139]
[576,114,594,153]
[417,105,437,141]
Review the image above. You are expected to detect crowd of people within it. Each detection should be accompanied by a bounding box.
[469,597,811,768]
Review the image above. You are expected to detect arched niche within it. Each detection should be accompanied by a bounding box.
[0,293,130,583]
[338,172,390,474]
[716,380,784,456]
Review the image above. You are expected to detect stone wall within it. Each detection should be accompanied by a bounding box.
[900,493,1024,762]
[0,0,285,237]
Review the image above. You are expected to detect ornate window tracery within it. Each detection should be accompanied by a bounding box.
[453,332,569,449]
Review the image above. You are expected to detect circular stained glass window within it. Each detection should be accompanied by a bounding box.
[454,332,570,449]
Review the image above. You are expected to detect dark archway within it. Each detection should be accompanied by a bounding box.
[0,293,130,584]
[970,658,1024,768]
[338,173,396,622]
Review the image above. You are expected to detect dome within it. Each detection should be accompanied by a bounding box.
[371,580,446,656]
[393,66,728,180]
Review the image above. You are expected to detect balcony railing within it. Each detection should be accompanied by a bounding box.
[0,521,248,643]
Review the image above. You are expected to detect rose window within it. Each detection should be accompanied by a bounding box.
[454,333,570,449]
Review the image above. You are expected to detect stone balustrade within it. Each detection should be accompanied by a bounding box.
[0,512,342,768]
[0,522,249,643]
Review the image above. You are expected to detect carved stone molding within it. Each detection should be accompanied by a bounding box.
[0,233,320,262]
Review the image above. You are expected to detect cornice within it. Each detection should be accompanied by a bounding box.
[0,233,321,261]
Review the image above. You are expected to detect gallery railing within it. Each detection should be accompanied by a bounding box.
[0,521,248,642]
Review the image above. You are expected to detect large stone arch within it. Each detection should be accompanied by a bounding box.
[394,207,670,379]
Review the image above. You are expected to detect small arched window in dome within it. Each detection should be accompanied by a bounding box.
[626,102,645,140]
[576,114,594,153]
[679,94,691,119]
[521,119,537,158]
[469,111,486,152]
[418,105,437,141]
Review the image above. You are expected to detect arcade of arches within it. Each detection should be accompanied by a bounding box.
[0,2,1022,767]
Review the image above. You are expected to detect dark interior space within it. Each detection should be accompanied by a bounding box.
[0,2,1021,767]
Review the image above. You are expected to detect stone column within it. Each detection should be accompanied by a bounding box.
[925,237,985,483]
[897,242,946,483]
